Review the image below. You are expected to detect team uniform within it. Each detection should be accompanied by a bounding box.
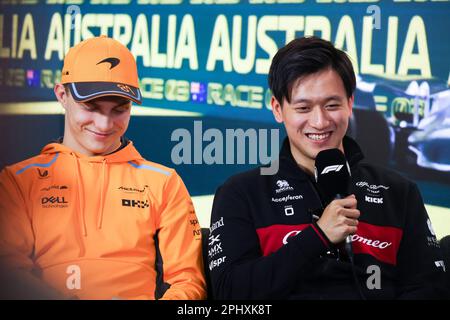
[0,140,206,299]
[208,136,446,299]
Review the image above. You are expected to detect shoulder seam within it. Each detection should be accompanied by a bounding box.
[127,161,172,176]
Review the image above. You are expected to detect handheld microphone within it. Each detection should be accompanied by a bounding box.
[314,148,353,258]
[314,149,366,299]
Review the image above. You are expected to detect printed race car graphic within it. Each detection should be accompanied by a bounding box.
[408,89,450,172]
[350,74,450,173]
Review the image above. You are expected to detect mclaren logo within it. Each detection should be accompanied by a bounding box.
[321,165,343,174]
[41,185,68,192]
[118,185,149,194]
[97,57,120,69]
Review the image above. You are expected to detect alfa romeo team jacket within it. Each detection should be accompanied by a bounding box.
[208,136,447,299]
[0,141,206,299]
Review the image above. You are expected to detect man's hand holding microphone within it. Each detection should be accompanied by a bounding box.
[316,194,360,245]
[314,148,358,254]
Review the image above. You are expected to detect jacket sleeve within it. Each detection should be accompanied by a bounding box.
[0,168,35,271]
[208,179,330,300]
[0,168,65,299]
[396,182,447,299]
[156,171,206,300]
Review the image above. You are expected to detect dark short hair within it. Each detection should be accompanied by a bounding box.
[268,36,356,104]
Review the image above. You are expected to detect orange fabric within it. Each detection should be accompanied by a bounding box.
[0,142,206,300]
[61,36,139,88]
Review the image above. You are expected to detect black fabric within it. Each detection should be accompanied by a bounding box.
[154,230,171,299]
[69,82,142,104]
[201,228,214,300]
[107,136,129,155]
[439,236,450,299]
[208,136,447,299]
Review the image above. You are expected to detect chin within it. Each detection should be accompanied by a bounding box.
[85,145,110,156]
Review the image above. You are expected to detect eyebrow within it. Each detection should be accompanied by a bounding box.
[291,95,344,104]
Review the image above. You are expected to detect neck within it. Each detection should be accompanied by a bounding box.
[290,145,315,177]
[62,133,121,157]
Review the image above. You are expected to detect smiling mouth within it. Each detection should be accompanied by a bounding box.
[86,129,113,137]
[305,132,332,141]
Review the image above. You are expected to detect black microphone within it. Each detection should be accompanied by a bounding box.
[314,148,353,258]
[314,149,366,299]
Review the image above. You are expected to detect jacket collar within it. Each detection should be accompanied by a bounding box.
[278,135,364,180]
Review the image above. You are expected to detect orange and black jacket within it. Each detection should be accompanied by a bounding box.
[0,140,206,299]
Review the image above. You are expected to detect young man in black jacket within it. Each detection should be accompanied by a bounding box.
[207,36,447,299]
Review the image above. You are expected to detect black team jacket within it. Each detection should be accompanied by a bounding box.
[208,136,447,299]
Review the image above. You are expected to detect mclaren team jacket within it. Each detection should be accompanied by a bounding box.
[0,140,206,299]
[208,136,447,299]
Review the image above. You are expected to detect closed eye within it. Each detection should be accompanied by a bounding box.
[113,101,131,114]
[113,106,130,114]
[295,106,311,113]
[82,105,95,112]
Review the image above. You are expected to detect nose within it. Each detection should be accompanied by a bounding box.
[309,106,330,129]
[94,113,114,132]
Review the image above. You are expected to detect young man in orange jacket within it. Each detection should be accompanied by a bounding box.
[0,36,206,300]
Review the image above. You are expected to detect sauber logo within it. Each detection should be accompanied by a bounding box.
[321,165,343,174]
[118,185,149,194]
